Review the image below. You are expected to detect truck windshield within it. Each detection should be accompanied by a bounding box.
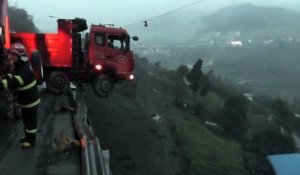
[107,35,127,51]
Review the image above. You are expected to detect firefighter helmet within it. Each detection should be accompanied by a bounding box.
[9,43,29,62]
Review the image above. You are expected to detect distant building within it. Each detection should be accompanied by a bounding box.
[228,40,243,47]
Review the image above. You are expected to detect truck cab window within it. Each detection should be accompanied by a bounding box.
[95,33,105,46]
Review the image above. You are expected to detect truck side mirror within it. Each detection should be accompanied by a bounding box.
[132,36,139,41]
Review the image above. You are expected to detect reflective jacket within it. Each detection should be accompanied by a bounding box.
[0,61,40,108]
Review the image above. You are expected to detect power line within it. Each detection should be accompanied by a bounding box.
[124,0,208,28]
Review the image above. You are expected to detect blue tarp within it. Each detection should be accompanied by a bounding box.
[267,153,300,175]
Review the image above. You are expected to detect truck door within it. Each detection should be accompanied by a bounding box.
[91,33,125,60]
[90,32,106,60]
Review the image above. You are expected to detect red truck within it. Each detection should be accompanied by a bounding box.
[10,18,138,97]
[0,0,138,97]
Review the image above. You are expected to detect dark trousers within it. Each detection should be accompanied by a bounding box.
[21,106,38,130]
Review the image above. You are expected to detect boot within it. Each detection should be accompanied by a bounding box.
[20,131,36,148]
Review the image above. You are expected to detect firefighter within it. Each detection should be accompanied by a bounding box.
[0,43,40,148]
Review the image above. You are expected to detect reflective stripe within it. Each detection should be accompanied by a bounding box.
[7,74,13,78]
[2,79,8,91]
[21,142,32,147]
[15,75,24,86]
[19,98,40,108]
[17,80,36,91]
[25,128,38,134]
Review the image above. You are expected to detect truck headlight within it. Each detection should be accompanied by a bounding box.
[95,64,102,71]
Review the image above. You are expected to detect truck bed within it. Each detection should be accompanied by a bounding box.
[0,85,110,175]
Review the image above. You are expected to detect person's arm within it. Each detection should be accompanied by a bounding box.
[0,74,24,92]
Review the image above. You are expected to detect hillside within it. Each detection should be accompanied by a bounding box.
[85,57,248,175]
[199,3,300,39]
[133,3,300,98]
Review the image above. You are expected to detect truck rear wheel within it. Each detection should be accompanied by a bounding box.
[92,74,115,97]
[46,71,70,93]
[31,51,44,85]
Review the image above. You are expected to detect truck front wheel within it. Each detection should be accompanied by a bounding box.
[46,71,70,93]
[92,74,115,97]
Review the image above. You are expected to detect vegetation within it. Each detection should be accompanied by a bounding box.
[219,95,250,140]
[173,117,247,175]
[252,129,295,156]
[8,6,38,32]
[0,6,38,65]
[186,58,204,99]
[130,55,298,175]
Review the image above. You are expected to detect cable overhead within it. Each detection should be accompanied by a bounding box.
[124,0,208,28]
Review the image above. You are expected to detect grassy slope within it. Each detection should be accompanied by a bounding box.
[174,118,246,175]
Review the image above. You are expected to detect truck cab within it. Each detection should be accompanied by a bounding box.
[84,24,136,97]
[86,25,135,82]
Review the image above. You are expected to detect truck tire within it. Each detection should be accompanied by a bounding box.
[46,70,70,94]
[31,51,44,85]
[92,74,115,97]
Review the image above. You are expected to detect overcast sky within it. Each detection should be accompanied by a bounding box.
[8,0,300,32]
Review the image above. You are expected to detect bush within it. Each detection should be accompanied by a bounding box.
[219,95,250,139]
[252,129,295,156]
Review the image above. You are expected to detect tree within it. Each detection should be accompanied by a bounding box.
[207,73,239,99]
[170,69,188,107]
[154,61,161,68]
[176,64,189,76]
[171,64,190,106]
[219,95,250,139]
[272,97,294,132]
[251,95,273,115]
[1,6,38,65]
[187,59,203,95]
[186,58,209,103]
[8,6,38,32]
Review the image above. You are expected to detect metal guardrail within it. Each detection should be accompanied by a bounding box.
[70,84,111,175]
